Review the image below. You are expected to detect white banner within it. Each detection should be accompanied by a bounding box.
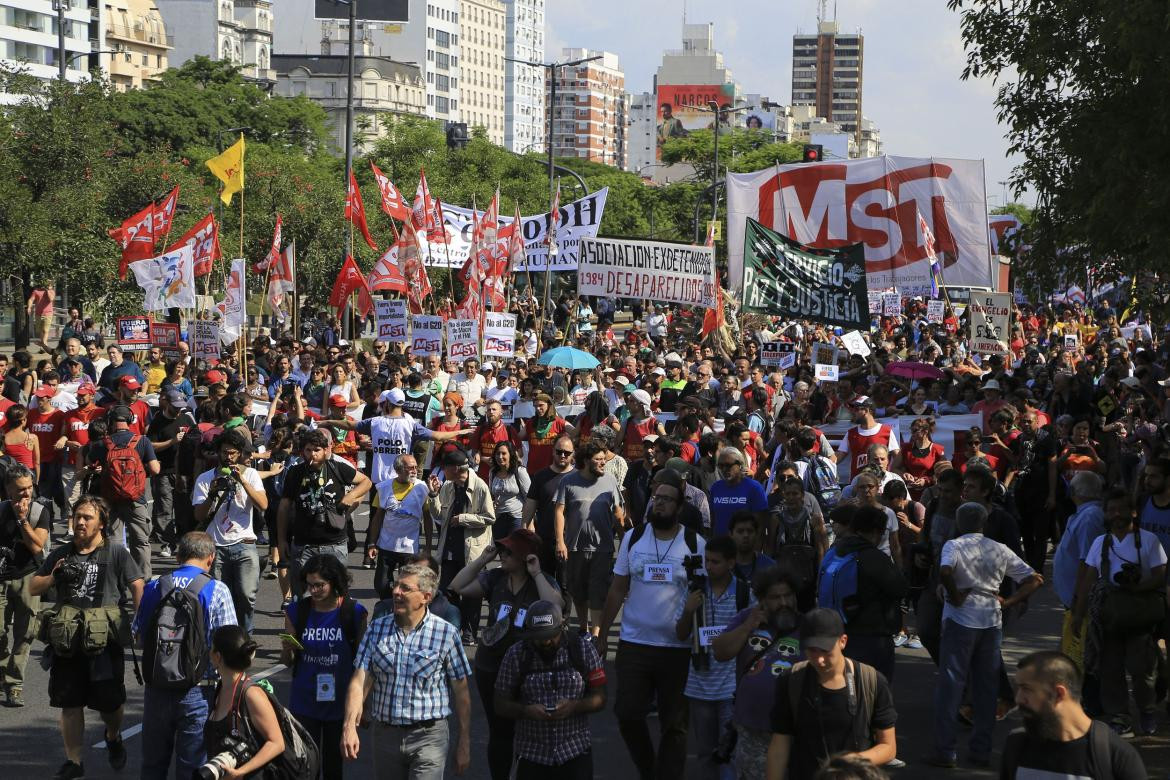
[410,315,443,356]
[427,188,609,272]
[840,330,871,357]
[968,291,1012,354]
[483,312,517,359]
[375,299,408,342]
[926,299,946,323]
[191,321,220,362]
[726,156,994,296]
[576,237,716,309]
[447,318,479,361]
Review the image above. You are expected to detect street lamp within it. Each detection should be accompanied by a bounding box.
[696,100,749,246]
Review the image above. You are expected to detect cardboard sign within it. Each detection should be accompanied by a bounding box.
[1063,333,1079,352]
[926,299,946,323]
[809,342,839,368]
[881,292,901,317]
[482,312,517,359]
[840,330,871,357]
[410,315,443,356]
[117,316,152,348]
[375,299,408,342]
[968,292,1012,355]
[814,363,840,382]
[191,321,220,362]
[150,322,181,361]
[868,290,883,315]
[447,319,479,361]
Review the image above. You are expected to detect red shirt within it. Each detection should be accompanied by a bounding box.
[63,405,105,467]
[524,416,568,474]
[0,397,12,429]
[899,441,945,501]
[27,407,65,464]
[622,416,659,461]
[843,423,895,479]
[126,399,151,435]
[470,421,521,479]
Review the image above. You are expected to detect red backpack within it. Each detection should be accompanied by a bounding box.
[102,434,147,502]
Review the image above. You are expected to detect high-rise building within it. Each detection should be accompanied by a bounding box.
[502,0,543,153]
[103,0,171,91]
[547,48,625,168]
[791,19,863,144]
[459,0,504,145]
[0,0,97,102]
[153,0,275,84]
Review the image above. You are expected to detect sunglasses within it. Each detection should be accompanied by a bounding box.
[555,449,574,457]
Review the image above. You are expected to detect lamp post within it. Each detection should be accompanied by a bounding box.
[695,100,748,247]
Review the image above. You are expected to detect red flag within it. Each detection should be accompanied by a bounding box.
[153,186,180,240]
[368,243,409,294]
[506,202,527,271]
[109,203,156,280]
[370,162,411,222]
[166,213,220,278]
[252,214,282,274]
[411,168,435,234]
[268,241,296,308]
[427,197,449,245]
[399,223,433,313]
[345,169,379,252]
[329,255,374,317]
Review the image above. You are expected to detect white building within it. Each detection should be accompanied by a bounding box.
[626,90,656,175]
[459,0,504,145]
[103,0,171,91]
[153,0,274,84]
[0,0,97,102]
[502,0,543,153]
[548,48,625,168]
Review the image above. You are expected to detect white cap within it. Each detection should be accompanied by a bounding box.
[983,379,1001,391]
[380,388,406,406]
[630,389,653,407]
[651,367,666,376]
[482,361,495,372]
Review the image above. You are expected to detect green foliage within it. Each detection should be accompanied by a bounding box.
[990,203,1033,224]
[949,0,1170,298]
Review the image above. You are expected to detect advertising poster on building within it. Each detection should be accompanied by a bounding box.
[968,292,1012,355]
[191,321,220,362]
[726,156,994,296]
[447,319,479,361]
[410,315,443,356]
[483,312,517,359]
[655,84,737,160]
[577,237,716,309]
[116,316,152,348]
[375,299,408,342]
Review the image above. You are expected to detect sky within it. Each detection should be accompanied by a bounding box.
[547,0,1030,207]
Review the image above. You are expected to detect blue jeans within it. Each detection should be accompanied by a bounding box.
[140,684,212,779]
[212,542,260,634]
[934,618,1001,760]
[688,697,735,780]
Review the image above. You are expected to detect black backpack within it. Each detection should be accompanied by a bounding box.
[230,677,321,780]
[515,628,593,688]
[627,522,699,556]
[291,596,362,674]
[142,572,212,689]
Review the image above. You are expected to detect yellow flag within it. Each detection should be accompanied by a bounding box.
[206,135,245,205]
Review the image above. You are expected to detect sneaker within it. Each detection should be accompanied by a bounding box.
[925,753,957,768]
[159,545,173,559]
[893,632,908,648]
[263,567,278,580]
[1139,711,1157,736]
[53,760,84,780]
[6,685,24,707]
[106,734,127,769]
[906,634,924,650]
[255,535,269,546]
[884,757,907,768]
[461,629,477,646]
[1111,720,1136,739]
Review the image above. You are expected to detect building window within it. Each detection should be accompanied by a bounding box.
[435,29,449,47]
[436,96,449,113]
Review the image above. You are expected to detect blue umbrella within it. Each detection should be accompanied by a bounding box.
[537,346,600,370]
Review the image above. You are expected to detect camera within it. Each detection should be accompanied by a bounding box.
[683,554,706,593]
[196,735,253,780]
[0,546,15,576]
[53,560,86,591]
[1115,562,1142,588]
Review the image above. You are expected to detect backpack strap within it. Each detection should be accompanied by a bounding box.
[628,523,646,549]
[786,660,808,724]
[853,660,879,752]
[338,596,361,660]
[292,597,313,674]
[734,576,749,612]
[1000,727,1026,776]
[684,527,698,556]
[1087,720,1116,780]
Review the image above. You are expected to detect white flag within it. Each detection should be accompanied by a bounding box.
[127,244,196,311]
[216,258,247,344]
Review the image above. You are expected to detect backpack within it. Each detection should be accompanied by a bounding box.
[802,454,842,513]
[290,596,362,675]
[1000,721,1114,780]
[817,545,860,622]
[628,522,699,557]
[102,434,147,502]
[142,572,212,689]
[230,677,320,780]
[749,409,772,445]
[785,659,878,754]
[514,628,596,691]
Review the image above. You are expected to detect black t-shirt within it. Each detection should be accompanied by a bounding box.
[146,410,194,473]
[1001,728,1148,780]
[771,664,897,779]
[2,373,24,403]
[530,467,572,547]
[441,484,470,565]
[0,500,52,579]
[281,459,358,546]
[475,567,560,672]
[36,541,143,608]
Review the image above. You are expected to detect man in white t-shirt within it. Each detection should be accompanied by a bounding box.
[192,429,267,633]
[367,454,431,599]
[450,357,487,408]
[597,478,704,780]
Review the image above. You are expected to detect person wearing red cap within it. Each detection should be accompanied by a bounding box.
[28,384,66,516]
[109,375,150,436]
[60,383,103,524]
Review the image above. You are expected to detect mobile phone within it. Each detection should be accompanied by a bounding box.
[544,705,557,714]
[278,633,304,651]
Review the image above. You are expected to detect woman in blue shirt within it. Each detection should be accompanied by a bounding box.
[281,554,368,780]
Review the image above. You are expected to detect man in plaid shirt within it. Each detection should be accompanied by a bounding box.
[495,600,607,779]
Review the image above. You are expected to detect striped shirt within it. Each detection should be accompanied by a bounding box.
[679,577,755,700]
[354,609,472,725]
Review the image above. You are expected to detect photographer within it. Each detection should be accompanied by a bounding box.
[30,496,144,780]
[193,429,267,634]
[0,465,51,707]
[203,626,285,778]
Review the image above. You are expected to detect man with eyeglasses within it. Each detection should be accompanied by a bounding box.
[451,358,487,408]
[367,454,431,599]
[97,345,145,397]
[524,436,576,578]
[711,447,769,538]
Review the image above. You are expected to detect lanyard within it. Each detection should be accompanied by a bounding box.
[652,531,677,563]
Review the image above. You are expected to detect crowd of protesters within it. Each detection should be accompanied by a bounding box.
[0,291,1164,779]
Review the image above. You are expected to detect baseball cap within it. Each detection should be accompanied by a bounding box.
[34,385,55,398]
[194,385,210,398]
[482,362,495,373]
[496,529,542,562]
[522,600,565,640]
[630,389,653,408]
[109,405,135,423]
[76,382,97,396]
[302,336,318,346]
[613,374,629,386]
[443,449,469,468]
[328,394,349,408]
[663,457,692,480]
[801,608,846,652]
[849,395,872,408]
[119,375,141,390]
[651,367,666,377]
[204,370,227,385]
[163,390,189,409]
[380,388,406,406]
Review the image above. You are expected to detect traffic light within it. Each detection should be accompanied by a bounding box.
[802,144,823,163]
[445,122,469,150]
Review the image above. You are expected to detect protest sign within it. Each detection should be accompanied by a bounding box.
[410,315,443,356]
[761,342,783,366]
[968,291,1012,354]
[840,330,871,357]
[1121,324,1152,342]
[1063,333,1079,352]
[810,342,840,367]
[868,291,883,315]
[191,321,220,362]
[375,299,408,342]
[447,319,479,361]
[117,316,152,348]
[150,322,181,361]
[881,292,901,317]
[815,363,840,382]
[926,299,946,323]
[740,219,869,329]
[483,312,517,359]
[577,237,716,309]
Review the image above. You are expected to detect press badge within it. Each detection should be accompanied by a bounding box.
[497,603,513,622]
[644,563,673,583]
[698,626,725,647]
[512,607,528,627]
[316,673,336,702]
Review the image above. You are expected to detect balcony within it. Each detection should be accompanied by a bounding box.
[105,21,173,48]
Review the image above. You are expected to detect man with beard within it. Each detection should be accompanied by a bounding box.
[1001,650,1146,779]
[712,568,801,780]
[834,396,899,482]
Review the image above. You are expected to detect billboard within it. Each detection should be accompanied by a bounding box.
[742,107,776,131]
[726,156,995,296]
[655,84,736,160]
[315,0,408,22]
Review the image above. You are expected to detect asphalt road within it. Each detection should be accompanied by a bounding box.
[3,502,1170,779]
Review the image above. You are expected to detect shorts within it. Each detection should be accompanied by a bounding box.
[566,551,612,609]
[48,644,126,712]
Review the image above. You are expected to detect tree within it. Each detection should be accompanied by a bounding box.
[948,0,1170,303]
